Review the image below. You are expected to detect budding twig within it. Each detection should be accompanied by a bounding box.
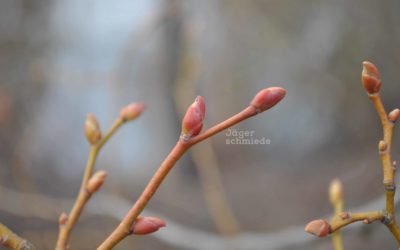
[97,87,286,250]
[0,222,35,250]
[55,103,144,250]
[305,61,400,245]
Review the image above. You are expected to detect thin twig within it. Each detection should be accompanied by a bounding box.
[0,222,35,250]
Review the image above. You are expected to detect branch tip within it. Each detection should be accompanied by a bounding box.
[250,87,286,113]
[329,178,343,205]
[86,170,108,194]
[181,96,206,139]
[362,61,381,94]
[84,113,102,145]
[130,217,166,235]
[119,102,145,122]
[305,219,331,237]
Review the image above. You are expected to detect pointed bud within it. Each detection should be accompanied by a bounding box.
[329,178,343,205]
[250,87,286,113]
[362,61,381,94]
[181,96,206,140]
[305,219,331,237]
[86,170,107,194]
[59,212,68,226]
[379,140,387,152]
[388,109,400,123]
[131,216,166,235]
[84,113,102,144]
[120,103,145,122]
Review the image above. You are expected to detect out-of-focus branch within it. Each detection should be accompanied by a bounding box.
[0,222,35,250]
[55,103,145,250]
[0,183,398,250]
[329,179,344,250]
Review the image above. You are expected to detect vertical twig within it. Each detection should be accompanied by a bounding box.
[55,103,145,250]
[305,61,400,245]
[329,179,344,250]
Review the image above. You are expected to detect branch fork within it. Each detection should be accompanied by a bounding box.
[305,61,400,245]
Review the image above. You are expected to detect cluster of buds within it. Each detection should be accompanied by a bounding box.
[130,217,166,235]
[361,61,381,94]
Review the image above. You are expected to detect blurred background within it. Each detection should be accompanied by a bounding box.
[1,0,400,249]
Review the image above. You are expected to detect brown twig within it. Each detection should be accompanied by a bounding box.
[55,103,144,250]
[305,61,400,244]
[97,87,286,249]
[0,222,35,250]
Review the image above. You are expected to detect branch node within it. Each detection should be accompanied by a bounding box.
[384,182,396,191]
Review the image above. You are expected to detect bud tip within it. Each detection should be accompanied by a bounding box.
[131,217,166,235]
[119,102,145,122]
[305,219,331,237]
[84,113,102,144]
[181,96,206,140]
[389,109,400,123]
[86,170,108,194]
[361,61,381,94]
[250,87,286,113]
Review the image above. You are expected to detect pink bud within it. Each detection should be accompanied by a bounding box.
[388,108,400,123]
[84,113,102,145]
[59,212,68,226]
[131,217,166,235]
[86,170,107,194]
[119,103,145,122]
[304,219,331,237]
[250,87,286,112]
[362,61,381,94]
[181,96,206,139]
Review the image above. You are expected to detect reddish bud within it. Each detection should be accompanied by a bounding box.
[84,113,102,145]
[388,109,400,123]
[131,216,166,235]
[250,87,286,112]
[305,219,331,237]
[59,212,68,226]
[86,170,107,194]
[362,61,381,94]
[181,96,206,140]
[120,102,145,122]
